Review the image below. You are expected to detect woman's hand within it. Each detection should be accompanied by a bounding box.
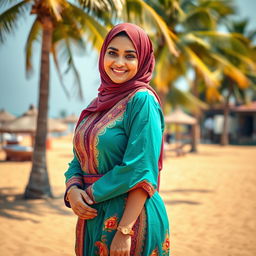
[68,186,97,219]
[110,231,131,256]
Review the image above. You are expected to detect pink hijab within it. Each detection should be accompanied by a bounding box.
[76,23,163,172]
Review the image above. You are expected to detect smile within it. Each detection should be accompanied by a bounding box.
[111,68,128,75]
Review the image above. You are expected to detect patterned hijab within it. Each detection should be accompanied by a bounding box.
[76,23,163,172]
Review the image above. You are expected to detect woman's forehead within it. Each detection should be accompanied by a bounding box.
[107,36,137,52]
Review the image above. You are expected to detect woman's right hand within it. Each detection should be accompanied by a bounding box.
[67,186,98,219]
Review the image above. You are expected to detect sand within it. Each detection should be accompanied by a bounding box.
[0,136,256,256]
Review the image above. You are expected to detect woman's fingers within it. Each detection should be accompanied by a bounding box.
[74,206,97,219]
[73,200,97,218]
[81,190,94,204]
[78,200,97,212]
[69,189,98,219]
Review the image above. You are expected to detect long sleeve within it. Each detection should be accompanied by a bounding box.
[91,91,164,203]
[64,152,84,207]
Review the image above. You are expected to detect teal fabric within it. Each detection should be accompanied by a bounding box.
[65,91,170,255]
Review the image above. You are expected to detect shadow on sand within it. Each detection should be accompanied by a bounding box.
[160,188,214,206]
[0,187,72,222]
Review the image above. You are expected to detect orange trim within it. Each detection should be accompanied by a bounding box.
[130,180,156,197]
[66,176,83,189]
[75,218,86,256]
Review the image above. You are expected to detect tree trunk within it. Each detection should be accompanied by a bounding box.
[24,16,53,199]
[220,86,232,146]
[190,69,201,153]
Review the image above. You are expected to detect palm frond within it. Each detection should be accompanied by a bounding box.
[25,18,42,76]
[0,0,25,8]
[47,0,64,21]
[185,47,220,87]
[77,0,124,19]
[166,85,208,113]
[212,53,250,88]
[194,31,250,53]
[182,8,216,31]
[220,47,256,72]
[63,38,84,100]
[206,86,223,103]
[52,44,71,99]
[67,2,108,52]
[154,46,185,92]
[199,0,236,17]
[181,33,210,49]
[125,0,179,56]
[0,0,31,43]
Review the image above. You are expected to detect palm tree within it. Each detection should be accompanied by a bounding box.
[0,0,121,199]
[125,0,237,151]
[217,19,256,145]
[128,0,255,151]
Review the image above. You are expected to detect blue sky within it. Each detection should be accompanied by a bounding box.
[0,0,256,118]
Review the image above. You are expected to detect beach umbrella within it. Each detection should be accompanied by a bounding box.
[165,108,197,125]
[0,105,67,134]
[164,108,197,154]
[0,109,15,124]
[61,113,78,124]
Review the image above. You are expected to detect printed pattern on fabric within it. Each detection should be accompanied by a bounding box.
[74,112,100,173]
[150,248,159,256]
[131,207,147,256]
[103,216,118,232]
[65,176,83,189]
[73,89,153,175]
[89,89,144,172]
[162,232,170,255]
[95,240,109,256]
[75,218,86,256]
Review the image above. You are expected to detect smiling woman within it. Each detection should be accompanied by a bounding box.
[103,33,138,84]
[64,23,170,256]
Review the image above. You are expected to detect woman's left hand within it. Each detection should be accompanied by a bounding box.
[110,231,131,256]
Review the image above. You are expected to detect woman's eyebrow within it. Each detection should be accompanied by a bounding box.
[125,50,137,54]
[107,46,118,51]
[107,46,137,54]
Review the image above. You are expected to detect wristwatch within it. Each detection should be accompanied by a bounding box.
[117,225,134,236]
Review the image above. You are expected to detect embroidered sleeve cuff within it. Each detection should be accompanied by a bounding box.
[64,177,84,208]
[129,180,156,197]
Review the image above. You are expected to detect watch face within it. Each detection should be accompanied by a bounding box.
[123,228,128,234]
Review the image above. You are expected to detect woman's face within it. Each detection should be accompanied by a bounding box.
[103,35,138,84]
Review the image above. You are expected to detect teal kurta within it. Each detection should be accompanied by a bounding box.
[65,89,170,256]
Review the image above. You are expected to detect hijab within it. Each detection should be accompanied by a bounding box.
[76,23,164,174]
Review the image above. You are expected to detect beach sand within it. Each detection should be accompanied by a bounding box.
[0,136,256,256]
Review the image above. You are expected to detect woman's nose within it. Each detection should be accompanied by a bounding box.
[114,57,125,67]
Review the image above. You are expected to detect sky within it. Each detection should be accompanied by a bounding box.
[0,0,256,118]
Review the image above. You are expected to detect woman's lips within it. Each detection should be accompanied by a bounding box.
[111,68,127,75]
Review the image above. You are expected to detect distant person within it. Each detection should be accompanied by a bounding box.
[64,23,170,255]
[204,116,214,143]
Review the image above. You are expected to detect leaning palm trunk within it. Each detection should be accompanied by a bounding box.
[24,16,53,199]
[190,69,201,152]
[221,86,232,146]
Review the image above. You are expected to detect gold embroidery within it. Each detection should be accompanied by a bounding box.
[74,89,153,174]
[95,241,109,256]
[89,90,140,171]
[134,207,147,256]
[162,232,170,253]
[150,248,159,256]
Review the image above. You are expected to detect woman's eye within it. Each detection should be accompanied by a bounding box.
[108,51,117,56]
[126,54,136,59]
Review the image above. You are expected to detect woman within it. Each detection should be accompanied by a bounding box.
[64,23,170,256]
